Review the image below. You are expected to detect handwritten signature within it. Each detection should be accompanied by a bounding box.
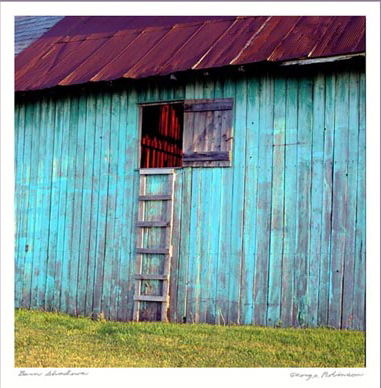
[19,370,89,377]
[290,371,364,381]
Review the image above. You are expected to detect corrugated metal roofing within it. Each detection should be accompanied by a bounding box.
[14,16,64,56]
[15,16,365,91]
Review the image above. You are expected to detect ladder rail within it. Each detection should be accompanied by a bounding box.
[133,174,146,322]
[133,170,175,322]
[161,173,175,322]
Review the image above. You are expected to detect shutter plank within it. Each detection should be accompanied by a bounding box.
[193,111,207,153]
[220,109,233,152]
[184,99,233,112]
[183,151,230,162]
[182,98,233,167]
[183,111,195,154]
[214,110,222,151]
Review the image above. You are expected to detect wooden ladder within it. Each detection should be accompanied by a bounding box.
[133,168,175,322]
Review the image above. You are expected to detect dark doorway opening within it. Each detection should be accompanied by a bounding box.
[140,103,184,168]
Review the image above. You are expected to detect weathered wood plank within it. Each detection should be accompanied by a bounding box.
[147,79,160,103]
[137,220,169,227]
[92,92,111,318]
[352,72,365,330]
[240,76,259,324]
[212,110,223,152]
[31,97,49,309]
[140,168,175,175]
[14,102,21,305]
[135,274,169,280]
[205,168,221,323]
[186,168,201,322]
[113,89,129,320]
[77,93,95,316]
[328,72,349,328]
[53,97,70,310]
[169,169,183,322]
[85,92,103,316]
[121,88,139,321]
[39,99,55,309]
[216,77,235,324]
[22,101,41,308]
[193,111,207,154]
[228,75,246,324]
[341,72,359,329]
[136,248,169,254]
[159,79,172,102]
[44,98,60,311]
[14,102,25,307]
[125,170,139,320]
[174,81,185,100]
[201,82,215,155]
[113,90,130,320]
[139,194,172,201]
[199,78,214,322]
[280,77,298,327]
[213,78,224,155]
[134,295,167,302]
[253,75,273,326]
[161,173,175,322]
[183,111,196,155]
[206,78,223,324]
[60,96,78,314]
[182,151,230,162]
[186,80,206,168]
[133,173,146,321]
[69,94,86,316]
[20,102,34,307]
[182,82,196,160]
[199,168,212,322]
[204,111,214,153]
[177,168,191,322]
[307,73,325,327]
[267,77,286,327]
[294,77,313,327]
[67,95,82,316]
[40,99,58,310]
[220,109,233,152]
[184,99,233,112]
[194,171,203,323]
[317,72,335,327]
[104,92,121,320]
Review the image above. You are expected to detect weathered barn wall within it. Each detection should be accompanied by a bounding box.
[15,66,366,329]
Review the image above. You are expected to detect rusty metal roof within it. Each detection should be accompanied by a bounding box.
[15,16,365,91]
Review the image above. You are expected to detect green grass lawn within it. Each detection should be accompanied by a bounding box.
[15,309,365,368]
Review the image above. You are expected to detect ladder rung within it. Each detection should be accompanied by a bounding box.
[134,274,169,280]
[139,195,172,201]
[136,247,169,254]
[140,168,175,175]
[134,295,168,302]
[137,221,169,227]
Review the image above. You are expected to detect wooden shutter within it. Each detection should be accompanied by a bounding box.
[182,98,233,167]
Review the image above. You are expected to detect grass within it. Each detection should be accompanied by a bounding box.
[15,309,365,368]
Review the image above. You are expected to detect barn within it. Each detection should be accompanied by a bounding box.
[14,16,366,329]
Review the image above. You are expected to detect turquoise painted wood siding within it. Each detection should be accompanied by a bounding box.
[15,67,366,329]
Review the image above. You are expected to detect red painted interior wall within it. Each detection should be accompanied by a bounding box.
[141,104,183,168]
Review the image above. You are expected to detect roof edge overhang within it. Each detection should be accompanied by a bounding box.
[279,52,365,66]
[15,53,365,98]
